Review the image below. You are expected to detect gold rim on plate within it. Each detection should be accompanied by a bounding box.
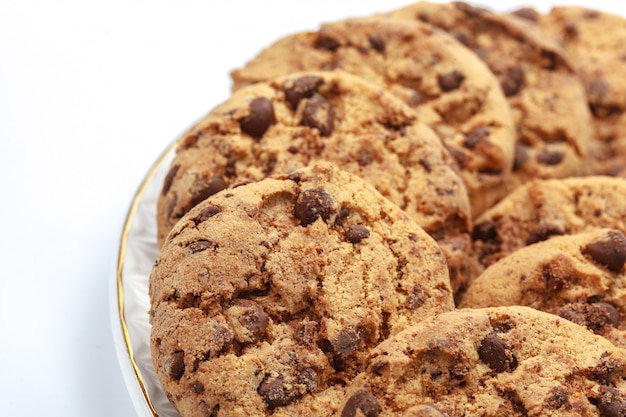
[115,141,177,417]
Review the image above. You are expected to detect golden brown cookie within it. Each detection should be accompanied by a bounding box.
[338,306,626,417]
[461,228,626,346]
[472,176,626,268]
[388,1,594,191]
[231,15,516,217]
[149,161,454,417]
[512,6,626,177]
[157,70,475,295]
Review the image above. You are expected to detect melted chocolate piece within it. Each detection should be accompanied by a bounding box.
[294,188,335,226]
[191,176,227,207]
[165,351,185,380]
[345,225,370,244]
[284,75,324,109]
[478,332,518,373]
[257,374,297,409]
[583,231,626,273]
[239,97,275,139]
[341,389,382,417]
[438,69,465,92]
[300,93,335,136]
[194,205,222,225]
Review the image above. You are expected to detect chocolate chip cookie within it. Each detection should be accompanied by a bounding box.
[388,1,594,191]
[512,6,626,177]
[339,305,626,417]
[231,15,516,217]
[472,176,626,268]
[157,70,475,294]
[461,228,626,346]
[149,161,454,417]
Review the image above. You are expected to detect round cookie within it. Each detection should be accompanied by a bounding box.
[338,305,626,417]
[461,228,626,346]
[387,1,594,191]
[231,15,517,217]
[512,6,626,177]
[149,161,454,417]
[472,176,626,268]
[158,69,475,294]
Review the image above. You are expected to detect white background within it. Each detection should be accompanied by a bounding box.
[1,1,623,416]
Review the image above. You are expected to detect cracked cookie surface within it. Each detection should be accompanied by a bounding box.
[157,69,474,294]
[338,306,626,417]
[512,6,626,177]
[472,176,626,269]
[150,162,454,417]
[462,228,626,347]
[388,1,594,192]
[231,15,516,217]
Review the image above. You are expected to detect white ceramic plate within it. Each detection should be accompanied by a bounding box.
[109,2,626,415]
[110,140,181,417]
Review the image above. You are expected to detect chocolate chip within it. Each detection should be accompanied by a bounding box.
[300,93,334,136]
[287,171,302,183]
[341,389,382,417]
[188,240,213,254]
[472,220,499,242]
[227,299,269,344]
[257,374,297,409]
[526,224,565,245]
[284,75,324,109]
[546,386,570,409]
[556,301,619,332]
[438,69,465,92]
[199,402,219,417]
[513,143,530,171]
[537,149,565,165]
[583,231,626,272]
[162,164,180,195]
[587,302,620,330]
[356,148,374,166]
[290,320,318,345]
[478,332,518,373]
[464,126,490,149]
[224,157,237,177]
[345,225,370,244]
[191,175,227,207]
[333,328,363,357]
[501,65,525,97]
[512,7,539,21]
[193,381,205,394]
[540,50,566,71]
[450,30,469,46]
[165,351,185,380]
[597,387,626,417]
[315,34,341,51]
[368,35,385,53]
[555,303,588,327]
[194,205,222,225]
[334,206,350,227]
[232,179,254,188]
[294,188,335,226]
[587,356,620,385]
[503,390,528,415]
[563,22,578,40]
[297,368,318,394]
[239,97,275,139]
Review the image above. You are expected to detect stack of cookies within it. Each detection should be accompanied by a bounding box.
[148,2,626,416]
